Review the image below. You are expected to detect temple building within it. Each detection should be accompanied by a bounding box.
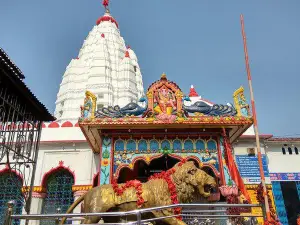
[1,2,300,225]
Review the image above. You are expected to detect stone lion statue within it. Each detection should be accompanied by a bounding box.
[60,161,217,225]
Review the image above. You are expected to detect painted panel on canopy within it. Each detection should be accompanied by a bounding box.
[173,139,182,151]
[207,140,217,151]
[100,137,112,185]
[184,139,194,151]
[196,139,206,150]
[126,139,137,151]
[138,139,148,152]
[115,139,125,151]
[161,140,171,150]
[113,152,220,178]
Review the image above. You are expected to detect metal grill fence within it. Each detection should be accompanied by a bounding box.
[4,201,263,225]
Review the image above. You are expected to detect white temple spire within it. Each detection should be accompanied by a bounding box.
[54,3,144,122]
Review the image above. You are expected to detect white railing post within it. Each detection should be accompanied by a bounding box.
[4,201,15,225]
[136,210,142,225]
[55,208,61,225]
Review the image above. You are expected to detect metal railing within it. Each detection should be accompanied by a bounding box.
[4,201,263,225]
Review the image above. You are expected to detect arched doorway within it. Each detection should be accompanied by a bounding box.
[117,155,181,183]
[0,172,23,225]
[117,155,203,183]
[41,169,74,225]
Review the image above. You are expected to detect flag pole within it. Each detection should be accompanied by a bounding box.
[240,14,271,221]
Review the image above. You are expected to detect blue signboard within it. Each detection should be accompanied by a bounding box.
[235,155,269,178]
[270,173,300,181]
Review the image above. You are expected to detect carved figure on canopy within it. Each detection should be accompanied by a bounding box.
[183,100,237,116]
[154,85,176,115]
[80,91,97,119]
[146,73,185,122]
[80,74,251,120]
[233,86,250,117]
[95,96,148,118]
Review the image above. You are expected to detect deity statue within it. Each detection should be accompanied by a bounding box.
[80,91,97,119]
[81,96,93,118]
[151,86,178,123]
[154,86,177,115]
[239,93,250,117]
[233,86,250,117]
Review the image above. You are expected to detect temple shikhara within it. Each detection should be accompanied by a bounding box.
[1,1,300,225]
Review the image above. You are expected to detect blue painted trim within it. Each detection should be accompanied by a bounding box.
[271,182,288,225]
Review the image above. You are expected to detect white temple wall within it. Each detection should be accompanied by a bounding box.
[35,143,95,186]
[266,144,300,173]
[233,140,266,155]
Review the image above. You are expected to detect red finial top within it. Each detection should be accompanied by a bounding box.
[102,0,109,8]
[189,85,199,97]
[127,45,131,49]
[125,51,130,58]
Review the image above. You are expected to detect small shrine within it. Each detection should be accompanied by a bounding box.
[79,74,253,204]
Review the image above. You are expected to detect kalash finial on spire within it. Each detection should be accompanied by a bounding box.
[102,0,110,13]
[97,0,119,27]
[161,73,167,80]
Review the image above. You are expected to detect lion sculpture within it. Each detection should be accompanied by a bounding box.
[60,161,217,225]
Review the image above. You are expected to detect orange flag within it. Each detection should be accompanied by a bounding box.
[223,129,251,203]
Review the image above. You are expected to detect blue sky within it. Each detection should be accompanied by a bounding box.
[0,0,299,136]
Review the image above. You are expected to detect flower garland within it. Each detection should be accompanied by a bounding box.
[225,194,245,224]
[112,179,145,208]
[111,159,187,220]
[256,183,281,225]
[148,158,187,220]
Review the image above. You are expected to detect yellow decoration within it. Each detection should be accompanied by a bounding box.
[233,86,250,117]
[72,185,93,192]
[194,112,204,116]
[145,156,151,163]
[101,159,110,167]
[242,185,276,225]
[22,186,46,193]
[146,117,155,122]
[176,117,185,123]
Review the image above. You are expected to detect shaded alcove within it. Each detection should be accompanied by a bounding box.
[117,155,202,183]
[114,156,220,224]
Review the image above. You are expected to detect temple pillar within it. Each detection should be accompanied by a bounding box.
[100,136,113,185]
